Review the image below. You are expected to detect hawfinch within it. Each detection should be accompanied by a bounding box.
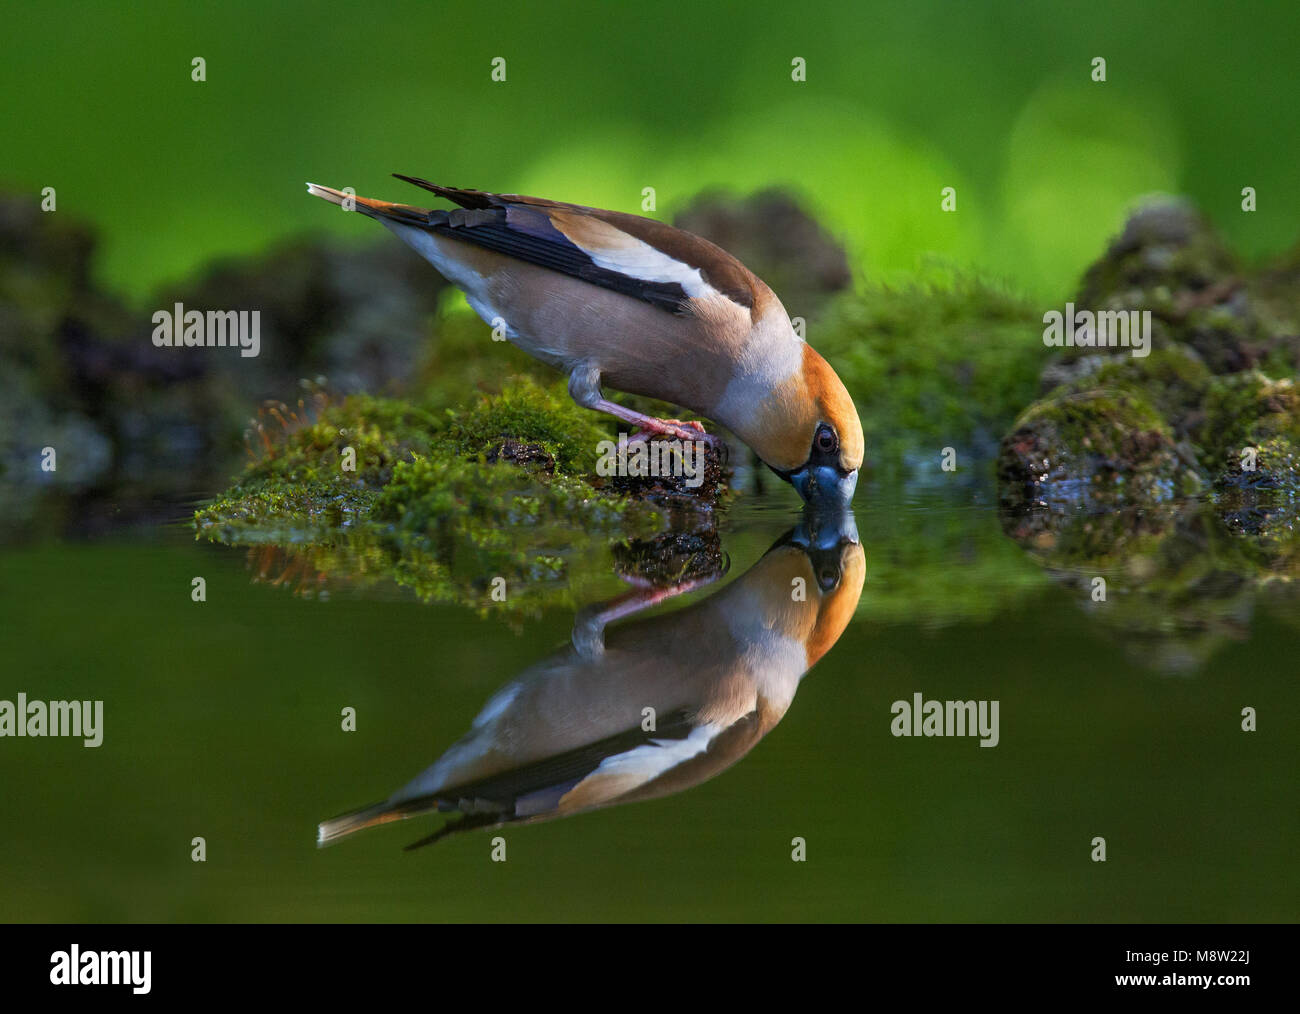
[318,510,864,848]
[307,176,864,509]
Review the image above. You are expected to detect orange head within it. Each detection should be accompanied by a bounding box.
[744,343,864,509]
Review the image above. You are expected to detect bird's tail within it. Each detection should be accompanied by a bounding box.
[316,796,439,848]
[305,182,433,227]
[317,795,508,851]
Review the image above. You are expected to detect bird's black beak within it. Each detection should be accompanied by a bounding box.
[789,464,859,511]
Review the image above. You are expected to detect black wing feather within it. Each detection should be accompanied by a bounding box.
[392,174,691,314]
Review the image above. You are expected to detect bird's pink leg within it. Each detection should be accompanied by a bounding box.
[571,576,722,657]
[567,363,720,447]
[589,398,719,446]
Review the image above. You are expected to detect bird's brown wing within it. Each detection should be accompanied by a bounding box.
[401,708,697,829]
[392,174,766,316]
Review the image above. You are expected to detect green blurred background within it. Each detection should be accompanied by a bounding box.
[5,0,1298,303]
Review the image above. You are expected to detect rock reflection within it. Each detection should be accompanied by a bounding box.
[999,491,1298,673]
[318,509,864,849]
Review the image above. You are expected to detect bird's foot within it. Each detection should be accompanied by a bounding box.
[626,418,719,447]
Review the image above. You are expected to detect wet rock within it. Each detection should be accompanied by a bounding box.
[1249,243,1300,367]
[997,388,1199,507]
[1213,434,1300,493]
[601,435,728,505]
[485,439,554,474]
[1197,373,1300,476]
[1001,198,1300,507]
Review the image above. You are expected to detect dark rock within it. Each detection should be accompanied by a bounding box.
[601,434,728,505]
[997,388,1198,507]
[0,189,452,531]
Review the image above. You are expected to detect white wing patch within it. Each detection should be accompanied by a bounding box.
[584,722,719,783]
[551,216,720,300]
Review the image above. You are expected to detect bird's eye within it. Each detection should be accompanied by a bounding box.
[815,424,838,455]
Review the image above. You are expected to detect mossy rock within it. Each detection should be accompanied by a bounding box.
[1003,198,1300,507]
[193,376,698,619]
[1245,241,1300,372]
[239,391,441,490]
[440,378,613,475]
[1047,347,1213,436]
[1197,373,1300,476]
[998,388,1198,506]
[1072,197,1270,375]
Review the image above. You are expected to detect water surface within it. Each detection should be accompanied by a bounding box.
[2,483,1295,922]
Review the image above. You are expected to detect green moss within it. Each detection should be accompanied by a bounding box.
[194,375,671,619]
[371,453,658,615]
[999,386,1198,503]
[1019,386,1168,440]
[1082,348,1213,433]
[241,392,440,488]
[442,376,614,474]
[818,275,1042,469]
[193,481,378,544]
[1198,372,1300,471]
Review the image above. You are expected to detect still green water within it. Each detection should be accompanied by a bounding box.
[1,487,1295,922]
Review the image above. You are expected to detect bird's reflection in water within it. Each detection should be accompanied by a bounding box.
[319,508,865,850]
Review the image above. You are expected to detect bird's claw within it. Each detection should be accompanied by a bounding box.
[627,419,719,446]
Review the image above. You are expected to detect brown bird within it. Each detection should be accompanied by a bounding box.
[317,512,865,848]
[307,176,864,508]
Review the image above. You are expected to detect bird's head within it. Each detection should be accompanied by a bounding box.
[749,343,863,510]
